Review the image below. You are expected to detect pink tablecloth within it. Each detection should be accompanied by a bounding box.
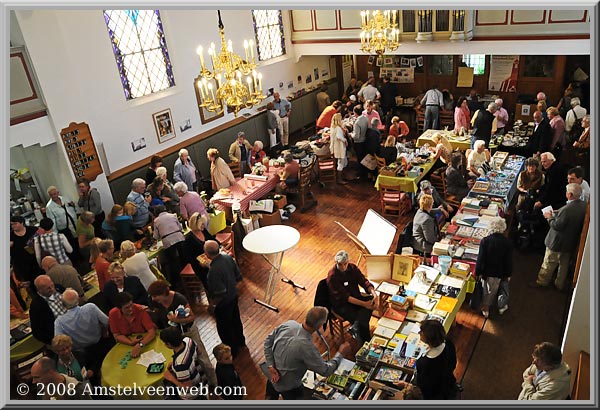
[211,168,280,212]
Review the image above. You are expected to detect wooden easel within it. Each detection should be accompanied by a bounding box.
[334,221,370,265]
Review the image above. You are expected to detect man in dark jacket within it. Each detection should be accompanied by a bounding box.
[535,152,568,211]
[527,110,553,157]
[30,275,67,344]
[471,102,498,148]
[378,76,397,121]
[531,183,587,290]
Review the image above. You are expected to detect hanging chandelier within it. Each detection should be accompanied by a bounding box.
[196,10,266,117]
[359,10,400,56]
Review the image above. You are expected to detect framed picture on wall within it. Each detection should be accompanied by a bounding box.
[152,108,176,144]
[194,75,224,125]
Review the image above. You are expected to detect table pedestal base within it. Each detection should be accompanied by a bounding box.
[254,251,306,312]
[254,298,279,312]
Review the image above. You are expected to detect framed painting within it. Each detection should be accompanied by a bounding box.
[194,75,224,125]
[152,108,176,143]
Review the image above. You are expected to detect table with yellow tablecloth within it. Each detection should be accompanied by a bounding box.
[100,333,171,399]
[374,157,436,193]
[416,129,498,151]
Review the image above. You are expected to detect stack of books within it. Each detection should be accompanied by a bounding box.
[480,203,499,216]
[456,226,475,238]
[390,295,410,311]
[450,261,470,276]
[433,241,451,256]
[463,202,481,215]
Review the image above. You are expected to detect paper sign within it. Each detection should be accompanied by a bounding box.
[457,67,474,88]
[521,105,530,116]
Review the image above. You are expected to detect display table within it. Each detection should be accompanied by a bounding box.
[416,129,498,151]
[467,155,525,212]
[242,224,304,312]
[374,157,436,193]
[100,333,171,399]
[211,168,280,213]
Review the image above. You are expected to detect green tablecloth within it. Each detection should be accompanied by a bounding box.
[374,157,436,193]
[100,333,171,399]
[416,129,498,151]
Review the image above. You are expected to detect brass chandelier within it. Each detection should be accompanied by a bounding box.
[196,11,266,117]
[360,10,400,56]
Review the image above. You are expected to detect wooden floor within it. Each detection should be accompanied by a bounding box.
[191,164,485,400]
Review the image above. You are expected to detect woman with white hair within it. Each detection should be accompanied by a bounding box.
[326,250,378,343]
[467,140,491,178]
[151,167,180,213]
[173,181,207,222]
[475,216,513,318]
[120,240,157,290]
[249,140,266,167]
[174,148,198,192]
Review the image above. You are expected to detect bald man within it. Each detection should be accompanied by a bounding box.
[30,275,67,344]
[42,256,85,298]
[54,288,108,352]
[204,240,246,358]
[31,356,89,400]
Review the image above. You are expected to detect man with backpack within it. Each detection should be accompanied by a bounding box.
[565,97,587,142]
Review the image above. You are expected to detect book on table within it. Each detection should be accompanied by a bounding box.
[377,317,403,331]
[376,281,400,295]
[414,294,438,312]
[386,333,406,349]
[374,325,397,339]
[370,335,390,348]
[326,373,350,390]
[383,307,407,322]
[348,364,370,383]
[405,309,427,323]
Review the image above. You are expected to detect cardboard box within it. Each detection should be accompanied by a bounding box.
[263,194,287,210]
[259,210,282,227]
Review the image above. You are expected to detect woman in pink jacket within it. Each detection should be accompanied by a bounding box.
[453,97,471,134]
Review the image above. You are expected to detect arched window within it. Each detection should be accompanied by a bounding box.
[251,10,286,61]
[104,10,175,100]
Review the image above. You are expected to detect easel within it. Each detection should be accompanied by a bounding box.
[334,221,370,266]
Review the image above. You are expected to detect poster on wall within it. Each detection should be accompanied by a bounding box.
[153,108,176,143]
[489,55,520,93]
[380,67,414,83]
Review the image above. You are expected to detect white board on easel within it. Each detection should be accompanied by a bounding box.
[357,209,397,256]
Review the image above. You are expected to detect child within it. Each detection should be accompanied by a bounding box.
[213,343,244,400]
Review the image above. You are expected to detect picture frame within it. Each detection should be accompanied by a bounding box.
[194,75,224,125]
[384,57,393,66]
[368,55,375,65]
[376,57,383,67]
[152,108,176,143]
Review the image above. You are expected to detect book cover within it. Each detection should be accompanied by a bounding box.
[434,284,461,298]
[377,281,400,295]
[414,294,438,312]
[446,224,458,235]
[436,296,459,312]
[374,325,396,339]
[405,309,427,322]
[326,373,349,389]
[370,335,389,348]
[384,307,407,322]
[375,366,404,383]
[377,317,403,331]
[387,333,406,349]
[348,365,369,383]
[314,383,335,399]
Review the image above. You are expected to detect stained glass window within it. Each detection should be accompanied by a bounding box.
[252,10,286,61]
[462,54,486,75]
[104,10,175,100]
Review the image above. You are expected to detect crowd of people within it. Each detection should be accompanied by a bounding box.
[10,75,590,401]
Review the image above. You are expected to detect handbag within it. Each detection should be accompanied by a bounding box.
[497,280,510,309]
[469,277,484,311]
[360,154,378,170]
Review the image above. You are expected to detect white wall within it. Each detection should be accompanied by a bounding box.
[12,9,332,212]
[562,237,592,398]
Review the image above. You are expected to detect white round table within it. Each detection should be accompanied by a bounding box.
[242,225,304,311]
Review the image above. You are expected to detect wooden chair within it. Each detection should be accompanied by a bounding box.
[374,154,387,171]
[179,263,205,305]
[416,107,426,134]
[10,346,45,385]
[314,278,351,343]
[440,110,455,130]
[379,183,411,223]
[430,167,462,208]
[287,158,318,212]
[316,153,336,187]
[227,161,242,179]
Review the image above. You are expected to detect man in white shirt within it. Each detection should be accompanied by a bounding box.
[420,85,444,130]
[564,97,587,133]
[567,166,590,202]
[357,77,380,103]
[494,98,510,135]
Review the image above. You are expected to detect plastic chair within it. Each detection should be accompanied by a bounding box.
[379,183,411,222]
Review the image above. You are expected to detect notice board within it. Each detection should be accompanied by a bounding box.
[60,122,103,181]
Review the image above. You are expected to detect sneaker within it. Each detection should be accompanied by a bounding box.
[498,305,509,315]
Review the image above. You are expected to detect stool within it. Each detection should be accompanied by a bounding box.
[179,263,205,305]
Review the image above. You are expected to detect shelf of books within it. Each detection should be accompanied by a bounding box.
[303,264,467,400]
